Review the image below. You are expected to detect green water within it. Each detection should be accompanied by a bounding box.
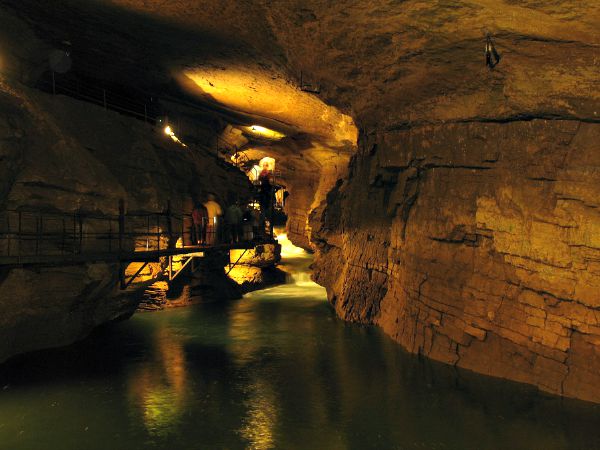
[1,237,600,450]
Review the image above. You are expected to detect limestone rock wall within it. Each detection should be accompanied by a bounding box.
[312,119,600,402]
[285,151,351,250]
[0,79,251,363]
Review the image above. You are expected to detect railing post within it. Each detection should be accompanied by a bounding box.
[181,212,184,246]
[166,201,173,247]
[62,217,66,256]
[6,213,11,257]
[52,71,56,95]
[146,215,150,250]
[17,211,21,259]
[108,217,112,253]
[118,199,125,254]
[72,212,77,255]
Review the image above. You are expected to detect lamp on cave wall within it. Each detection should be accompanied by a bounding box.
[245,125,285,140]
[162,123,187,147]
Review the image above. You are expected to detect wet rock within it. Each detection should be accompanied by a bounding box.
[312,120,600,402]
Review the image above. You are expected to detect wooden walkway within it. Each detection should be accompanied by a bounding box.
[0,206,277,289]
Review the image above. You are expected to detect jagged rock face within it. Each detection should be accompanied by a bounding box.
[284,151,351,250]
[239,142,352,250]
[312,119,600,402]
[47,0,595,125]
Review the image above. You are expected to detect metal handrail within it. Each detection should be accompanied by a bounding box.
[38,71,276,174]
[0,203,276,264]
[39,71,160,124]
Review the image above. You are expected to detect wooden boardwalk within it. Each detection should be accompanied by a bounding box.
[0,206,278,290]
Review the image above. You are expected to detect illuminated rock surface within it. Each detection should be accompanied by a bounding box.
[0,0,599,401]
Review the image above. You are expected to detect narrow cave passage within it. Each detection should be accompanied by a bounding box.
[0,1,599,449]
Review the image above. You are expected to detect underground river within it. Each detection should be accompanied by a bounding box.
[1,236,600,450]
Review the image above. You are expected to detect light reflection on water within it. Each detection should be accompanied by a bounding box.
[127,327,189,439]
[0,238,600,449]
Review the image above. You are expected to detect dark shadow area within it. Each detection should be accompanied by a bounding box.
[1,0,268,90]
[0,321,151,387]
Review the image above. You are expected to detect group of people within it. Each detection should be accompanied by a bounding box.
[189,162,278,247]
[191,195,269,246]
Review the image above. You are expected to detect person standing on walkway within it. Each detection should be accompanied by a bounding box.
[258,162,273,216]
[251,205,262,241]
[225,201,243,244]
[203,194,222,245]
[191,202,208,245]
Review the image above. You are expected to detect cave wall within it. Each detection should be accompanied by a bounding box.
[284,164,320,250]
[0,78,251,363]
[312,119,600,402]
[284,150,351,250]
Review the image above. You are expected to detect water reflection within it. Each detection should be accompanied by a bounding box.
[1,238,600,449]
[228,233,321,449]
[239,379,278,450]
[128,326,189,438]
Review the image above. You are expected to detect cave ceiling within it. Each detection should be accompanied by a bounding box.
[1,0,598,165]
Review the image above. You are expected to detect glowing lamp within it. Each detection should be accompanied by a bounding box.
[163,125,187,147]
[245,125,285,140]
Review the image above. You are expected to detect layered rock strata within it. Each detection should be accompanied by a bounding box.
[312,119,600,402]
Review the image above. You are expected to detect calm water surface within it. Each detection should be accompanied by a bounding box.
[1,235,600,450]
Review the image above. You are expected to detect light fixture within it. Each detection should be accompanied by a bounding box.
[163,125,187,147]
[245,125,285,140]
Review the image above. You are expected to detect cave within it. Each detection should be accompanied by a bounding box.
[0,1,599,448]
